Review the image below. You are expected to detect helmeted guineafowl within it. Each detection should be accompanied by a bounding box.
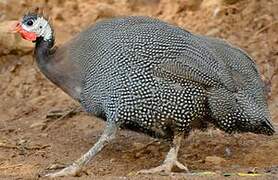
[13,12,275,177]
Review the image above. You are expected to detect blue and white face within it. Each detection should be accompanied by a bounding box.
[15,13,52,41]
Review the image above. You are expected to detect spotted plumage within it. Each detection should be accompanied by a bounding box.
[15,14,275,177]
[68,16,273,137]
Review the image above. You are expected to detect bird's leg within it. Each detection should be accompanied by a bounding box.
[45,122,117,178]
[137,133,189,175]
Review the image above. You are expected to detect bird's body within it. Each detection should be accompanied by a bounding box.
[72,17,209,138]
[45,16,272,137]
[14,15,275,177]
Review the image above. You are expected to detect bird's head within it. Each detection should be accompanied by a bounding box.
[13,12,53,42]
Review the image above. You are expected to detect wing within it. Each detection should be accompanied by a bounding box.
[154,54,237,92]
[199,35,268,106]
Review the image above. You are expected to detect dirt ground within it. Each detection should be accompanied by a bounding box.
[0,0,278,179]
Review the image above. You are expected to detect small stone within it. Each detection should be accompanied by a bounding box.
[30,122,46,129]
[225,147,232,157]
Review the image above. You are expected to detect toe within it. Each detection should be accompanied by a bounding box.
[174,161,189,172]
[137,164,171,175]
[45,163,81,178]
[136,161,188,175]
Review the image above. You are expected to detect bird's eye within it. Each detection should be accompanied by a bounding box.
[26,20,34,26]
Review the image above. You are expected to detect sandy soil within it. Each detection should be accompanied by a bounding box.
[0,0,278,179]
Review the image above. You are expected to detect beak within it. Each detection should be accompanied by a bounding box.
[14,22,22,32]
[10,21,22,33]
[4,21,21,34]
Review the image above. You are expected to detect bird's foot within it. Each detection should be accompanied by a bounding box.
[137,159,189,175]
[43,123,117,178]
[45,162,82,178]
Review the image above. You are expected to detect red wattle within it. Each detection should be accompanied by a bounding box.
[15,23,37,41]
[20,30,37,41]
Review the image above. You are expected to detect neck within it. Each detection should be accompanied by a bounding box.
[34,36,57,84]
[35,36,55,64]
[34,36,82,102]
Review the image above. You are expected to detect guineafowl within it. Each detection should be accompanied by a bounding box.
[13,12,275,177]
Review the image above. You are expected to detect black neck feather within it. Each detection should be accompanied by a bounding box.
[34,36,55,68]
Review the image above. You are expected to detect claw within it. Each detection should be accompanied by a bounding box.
[137,159,189,175]
[174,160,189,172]
[45,163,82,178]
[137,133,189,175]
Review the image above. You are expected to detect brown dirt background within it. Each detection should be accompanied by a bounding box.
[0,0,278,179]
